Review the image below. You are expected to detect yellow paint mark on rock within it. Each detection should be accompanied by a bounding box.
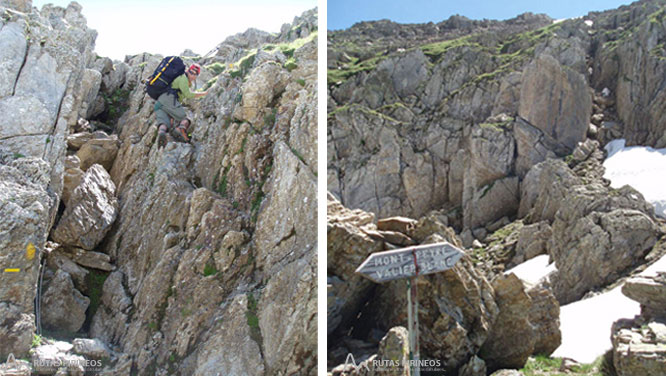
[26,243,35,261]
[4,269,20,272]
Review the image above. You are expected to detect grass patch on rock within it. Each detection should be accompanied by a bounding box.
[205,62,225,75]
[520,353,612,376]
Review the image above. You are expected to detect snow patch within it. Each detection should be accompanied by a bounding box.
[603,139,666,218]
[551,253,666,363]
[508,252,666,364]
[505,254,555,285]
[552,286,639,363]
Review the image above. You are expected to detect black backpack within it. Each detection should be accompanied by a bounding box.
[145,56,186,100]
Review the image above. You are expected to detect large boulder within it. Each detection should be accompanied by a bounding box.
[51,164,118,250]
[62,155,84,205]
[75,133,120,171]
[526,284,561,355]
[518,159,579,223]
[510,221,552,267]
[622,273,666,319]
[41,269,90,333]
[459,356,487,376]
[30,342,86,376]
[516,154,662,304]
[548,184,660,304]
[45,243,90,293]
[61,247,114,272]
[367,327,411,376]
[72,338,111,360]
[479,274,537,371]
[75,68,102,120]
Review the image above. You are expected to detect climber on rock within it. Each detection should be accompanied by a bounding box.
[155,63,209,148]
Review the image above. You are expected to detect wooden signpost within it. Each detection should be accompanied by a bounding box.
[356,242,465,376]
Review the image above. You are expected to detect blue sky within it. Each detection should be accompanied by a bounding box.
[328,0,636,30]
[33,0,316,60]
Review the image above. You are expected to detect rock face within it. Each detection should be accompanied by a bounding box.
[51,164,118,250]
[328,1,666,238]
[328,13,583,228]
[193,295,265,376]
[593,1,666,148]
[0,2,318,375]
[0,0,97,359]
[327,194,384,335]
[0,157,54,359]
[86,9,317,375]
[0,1,97,196]
[518,54,591,150]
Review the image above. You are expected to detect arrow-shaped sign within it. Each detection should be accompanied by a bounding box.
[355,242,464,283]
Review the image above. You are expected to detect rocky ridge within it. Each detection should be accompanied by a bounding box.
[0,1,317,375]
[328,0,666,227]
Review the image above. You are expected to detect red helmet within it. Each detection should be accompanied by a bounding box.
[188,63,201,76]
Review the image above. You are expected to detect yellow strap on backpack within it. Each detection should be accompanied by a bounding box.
[149,56,176,85]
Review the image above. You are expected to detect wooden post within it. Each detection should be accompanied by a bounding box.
[407,277,414,376]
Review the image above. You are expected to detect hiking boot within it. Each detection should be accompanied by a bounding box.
[157,124,168,149]
[157,130,167,149]
[171,125,190,143]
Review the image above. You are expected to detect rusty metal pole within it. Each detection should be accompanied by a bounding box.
[412,276,420,376]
